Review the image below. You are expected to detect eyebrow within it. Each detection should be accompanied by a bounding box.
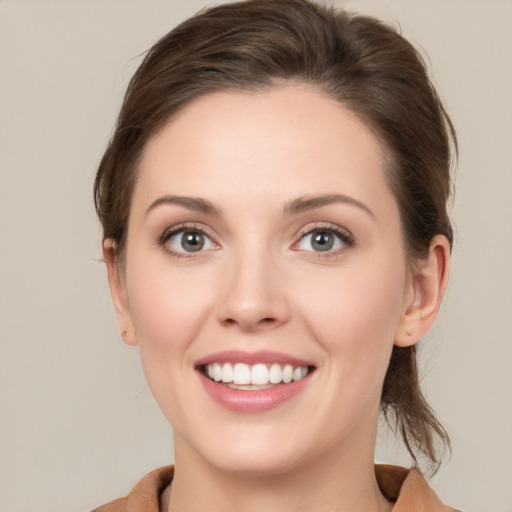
[283,194,375,218]
[145,195,221,216]
[145,193,374,218]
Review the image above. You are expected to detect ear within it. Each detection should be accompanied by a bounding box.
[103,239,138,346]
[394,235,451,347]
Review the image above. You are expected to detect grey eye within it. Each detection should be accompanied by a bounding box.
[167,230,215,253]
[297,229,344,252]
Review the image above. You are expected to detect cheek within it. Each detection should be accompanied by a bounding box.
[125,257,215,363]
[297,257,407,379]
[124,259,218,427]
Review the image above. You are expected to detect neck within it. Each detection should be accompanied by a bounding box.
[167,432,393,512]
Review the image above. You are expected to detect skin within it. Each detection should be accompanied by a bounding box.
[104,85,450,512]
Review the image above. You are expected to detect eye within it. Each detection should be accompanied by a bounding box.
[295,227,352,253]
[162,227,216,254]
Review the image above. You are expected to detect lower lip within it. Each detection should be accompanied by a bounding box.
[198,371,311,413]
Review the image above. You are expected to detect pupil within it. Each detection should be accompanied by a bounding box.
[312,231,333,251]
[182,231,204,252]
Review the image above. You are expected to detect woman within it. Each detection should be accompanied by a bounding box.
[93,0,458,510]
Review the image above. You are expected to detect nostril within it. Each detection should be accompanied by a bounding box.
[221,315,279,330]
[223,317,275,324]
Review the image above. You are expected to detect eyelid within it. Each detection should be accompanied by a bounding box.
[158,222,219,256]
[292,222,354,255]
[156,221,353,258]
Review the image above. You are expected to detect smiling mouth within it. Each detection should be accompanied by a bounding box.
[200,362,314,390]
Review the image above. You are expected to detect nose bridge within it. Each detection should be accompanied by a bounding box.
[217,237,290,331]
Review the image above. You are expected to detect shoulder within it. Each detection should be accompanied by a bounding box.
[90,466,174,512]
[91,497,126,512]
[375,464,460,512]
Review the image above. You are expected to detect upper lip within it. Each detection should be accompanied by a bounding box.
[195,350,314,368]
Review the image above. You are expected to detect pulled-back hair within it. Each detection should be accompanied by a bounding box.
[94,0,456,473]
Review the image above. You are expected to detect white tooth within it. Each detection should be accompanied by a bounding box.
[233,363,251,385]
[213,363,222,382]
[301,366,308,378]
[229,383,273,390]
[221,363,234,383]
[251,364,269,385]
[283,364,293,383]
[207,365,214,379]
[293,367,302,381]
[269,363,283,384]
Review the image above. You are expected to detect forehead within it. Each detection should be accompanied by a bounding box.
[133,85,396,219]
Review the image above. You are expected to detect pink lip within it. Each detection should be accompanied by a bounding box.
[198,372,312,413]
[195,350,312,367]
[195,350,314,414]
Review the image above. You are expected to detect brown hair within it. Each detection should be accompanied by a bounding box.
[94,0,456,473]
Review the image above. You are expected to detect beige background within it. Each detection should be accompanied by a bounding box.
[1,1,511,511]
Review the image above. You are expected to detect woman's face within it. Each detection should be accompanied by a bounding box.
[109,85,419,476]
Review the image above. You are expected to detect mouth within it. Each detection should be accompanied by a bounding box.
[200,362,313,390]
[195,351,316,412]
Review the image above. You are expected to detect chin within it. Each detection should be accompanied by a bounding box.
[206,447,308,478]
[174,420,316,478]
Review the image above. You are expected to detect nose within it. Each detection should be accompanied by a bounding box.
[216,250,291,332]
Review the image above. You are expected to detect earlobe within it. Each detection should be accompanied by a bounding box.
[394,235,450,347]
[103,239,138,347]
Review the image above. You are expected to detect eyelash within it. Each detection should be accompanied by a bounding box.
[157,222,354,258]
[293,224,355,257]
[158,223,218,259]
